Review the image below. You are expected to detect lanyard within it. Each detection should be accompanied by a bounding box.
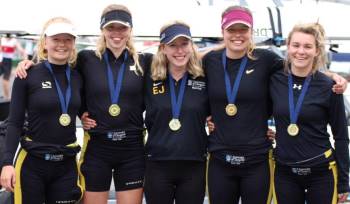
[221,49,248,104]
[288,73,311,124]
[168,72,188,119]
[44,61,71,114]
[103,51,128,104]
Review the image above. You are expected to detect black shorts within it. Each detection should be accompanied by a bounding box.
[14,149,83,204]
[208,153,273,204]
[274,162,337,204]
[144,160,206,204]
[0,58,12,80]
[79,132,145,192]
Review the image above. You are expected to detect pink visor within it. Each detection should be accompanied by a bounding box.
[221,8,253,30]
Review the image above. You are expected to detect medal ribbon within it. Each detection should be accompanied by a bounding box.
[103,51,128,105]
[168,72,188,119]
[44,61,71,114]
[288,73,311,124]
[222,49,248,104]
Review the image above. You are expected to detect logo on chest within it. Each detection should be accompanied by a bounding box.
[152,81,165,95]
[293,84,302,90]
[41,81,52,89]
[188,80,206,90]
[245,69,254,75]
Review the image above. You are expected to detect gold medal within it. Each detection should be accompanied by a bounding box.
[169,118,181,131]
[59,114,71,126]
[287,124,299,136]
[109,104,120,117]
[225,104,237,116]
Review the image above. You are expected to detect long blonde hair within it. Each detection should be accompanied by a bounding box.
[222,6,256,60]
[151,21,204,81]
[36,17,77,66]
[95,4,143,75]
[284,22,326,73]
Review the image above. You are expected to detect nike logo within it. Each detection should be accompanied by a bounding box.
[153,82,163,86]
[245,69,254,74]
[41,81,52,89]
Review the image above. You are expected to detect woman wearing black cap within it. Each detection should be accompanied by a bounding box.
[271,22,349,204]
[0,17,83,204]
[14,4,151,204]
[203,5,348,204]
[76,4,152,204]
[143,20,209,204]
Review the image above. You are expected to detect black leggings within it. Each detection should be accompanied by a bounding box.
[144,160,206,204]
[208,155,272,204]
[274,163,337,204]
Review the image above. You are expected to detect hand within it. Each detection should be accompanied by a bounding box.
[0,165,16,192]
[331,73,347,94]
[338,193,348,203]
[15,59,34,79]
[206,116,215,133]
[81,112,97,130]
[266,128,276,141]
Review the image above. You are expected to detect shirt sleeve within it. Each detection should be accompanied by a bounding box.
[76,51,87,117]
[3,77,27,166]
[329,91,350,193]
[142,52,153,74]
[201,51,209,75]
[266,50,284,75]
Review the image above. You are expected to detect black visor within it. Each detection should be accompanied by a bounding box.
[100,10,133,29]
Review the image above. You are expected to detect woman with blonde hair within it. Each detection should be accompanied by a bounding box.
[203,6,347,204]
[143,20,209,204]
[76,4,151,204]
[15,4,152,204]
[0,16,83,204]
[270,22,349,204]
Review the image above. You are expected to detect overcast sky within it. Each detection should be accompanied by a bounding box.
[0,0,349,41]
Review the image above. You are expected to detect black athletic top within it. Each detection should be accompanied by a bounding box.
[3,62,82,165]
[76,49,152,137]
[144,70,210,161]
[270,70,349,193]
[203,48,283,164]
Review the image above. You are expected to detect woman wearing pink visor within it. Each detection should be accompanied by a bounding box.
[203,6,347,204]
